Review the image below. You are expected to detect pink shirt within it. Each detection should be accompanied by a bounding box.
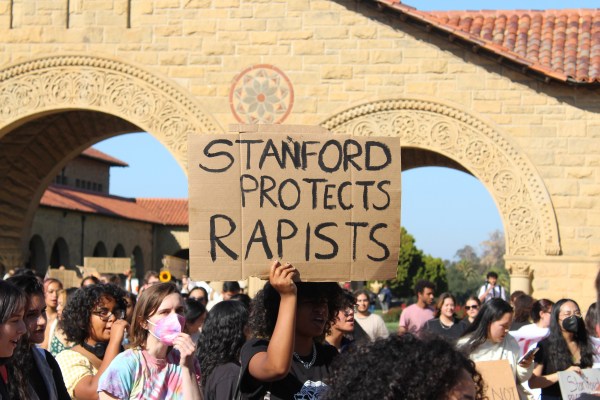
[398,304,434,335]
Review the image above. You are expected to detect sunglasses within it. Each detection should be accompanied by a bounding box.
[464,305,479,310]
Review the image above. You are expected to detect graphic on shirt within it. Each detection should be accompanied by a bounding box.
[293,380,328,400]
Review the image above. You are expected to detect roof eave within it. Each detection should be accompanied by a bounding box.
[370,0,600,88]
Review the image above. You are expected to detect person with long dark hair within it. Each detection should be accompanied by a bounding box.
[239,261,343,400]
[6,273,70,400]
[196,300,249,400]
[55,283,128,399]
[0,280,27,399]
[528,298,594,399]
[510,294,535,331]
[457,298,534,400]
[184,297,207,344]
[423,292,465,341]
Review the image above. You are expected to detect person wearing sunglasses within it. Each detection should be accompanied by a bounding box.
[458,296,481,332]
[55,283,128,400]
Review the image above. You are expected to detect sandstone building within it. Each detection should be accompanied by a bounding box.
[28,147,188,279]
[0,1,599,305]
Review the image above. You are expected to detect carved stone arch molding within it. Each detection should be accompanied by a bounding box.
[0,54,223,160]
[0,54,224,268]
[320,98,561,259]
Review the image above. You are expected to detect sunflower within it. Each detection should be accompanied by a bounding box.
[159,269,172,282]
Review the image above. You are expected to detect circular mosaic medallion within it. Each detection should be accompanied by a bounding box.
[229,64,294,124]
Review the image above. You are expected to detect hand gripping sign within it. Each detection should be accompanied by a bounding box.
[188,124,401,282]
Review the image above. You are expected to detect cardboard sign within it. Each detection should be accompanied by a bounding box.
[77,266,100,278]
[46,268,80,289]
[558,368,600,399]
[84,257,131,274]
[188,124,401,281]
[162,255,188,279]
[475,360,519,400]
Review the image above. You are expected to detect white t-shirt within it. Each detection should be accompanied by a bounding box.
[355,313,389,341]
[477,283,507,302]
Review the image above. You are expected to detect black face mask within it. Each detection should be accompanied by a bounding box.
[562,315,584,334]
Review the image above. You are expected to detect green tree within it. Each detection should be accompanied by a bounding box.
[389,227,448,299]
[417,255,448,294]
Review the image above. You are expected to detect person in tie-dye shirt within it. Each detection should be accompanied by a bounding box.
[97,283,202,400]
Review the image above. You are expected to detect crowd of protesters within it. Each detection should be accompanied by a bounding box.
[0,263,598,400]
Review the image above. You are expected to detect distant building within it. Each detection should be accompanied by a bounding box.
[27,148,188,280]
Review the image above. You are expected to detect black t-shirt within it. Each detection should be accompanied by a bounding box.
[240,338,338,400]
[534,338,593,399]
[204,362,240,400]
[423,318,465,342]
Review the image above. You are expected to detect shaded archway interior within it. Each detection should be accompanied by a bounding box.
[401,147,471,175]
[0,110,139,258]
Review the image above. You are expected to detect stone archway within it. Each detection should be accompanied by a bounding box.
[0,54,224,268]
[321,98,561,291]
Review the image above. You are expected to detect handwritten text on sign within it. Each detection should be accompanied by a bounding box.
[188,126,400,281]
[558,369,600,399]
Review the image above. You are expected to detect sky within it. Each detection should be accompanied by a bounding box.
[94,0,597,261]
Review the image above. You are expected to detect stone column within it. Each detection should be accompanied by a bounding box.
[506,260,532,295]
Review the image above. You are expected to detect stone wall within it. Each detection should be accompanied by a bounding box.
[1,0,599,303]
[30,207,153,275]
[63,157,110,194]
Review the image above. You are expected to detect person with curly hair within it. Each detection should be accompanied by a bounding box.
[458,298,534,400]
[6,273,70,400]
[0,280,27,399]
[239,260,344,400]
[528,298,594,400]
[196,300,249,400]
[325,333,484,399]
[98,282,202,400]
[325,290,369,353]
[55,283,129,399]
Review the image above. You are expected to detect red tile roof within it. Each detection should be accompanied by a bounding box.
[81,148,128,167]
[373,0,600,84]
[136,198,189,226]
[40,185,188,226]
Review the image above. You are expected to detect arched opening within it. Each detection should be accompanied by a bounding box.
[28,235,47,274]
[0,54,222,269]
[49,237,69,268]
[113,244,126,258]
[93,241,108,257]
[132,246,144,275]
